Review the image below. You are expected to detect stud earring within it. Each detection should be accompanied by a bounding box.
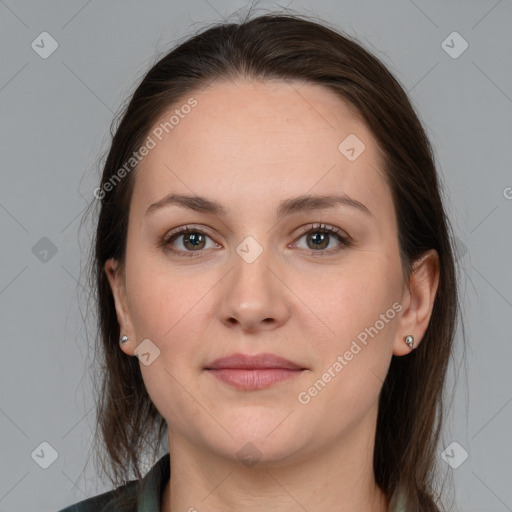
[404,335,414,349]
[120,335,130,345]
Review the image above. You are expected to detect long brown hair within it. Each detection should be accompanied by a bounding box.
[82,10,459,511]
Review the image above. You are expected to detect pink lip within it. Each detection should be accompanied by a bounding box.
[205,353,307,390]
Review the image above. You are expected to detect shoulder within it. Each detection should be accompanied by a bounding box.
[56,479,138,512]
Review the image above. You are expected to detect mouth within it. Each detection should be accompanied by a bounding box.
[204,353,307,391]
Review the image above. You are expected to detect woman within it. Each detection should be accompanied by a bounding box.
[59,11,458,512]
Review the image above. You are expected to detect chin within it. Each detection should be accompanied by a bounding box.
[208,416,311,466]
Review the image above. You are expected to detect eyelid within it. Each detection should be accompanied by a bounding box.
[163,223,350,241]
[292,222,351,241]
[164,223,214,239]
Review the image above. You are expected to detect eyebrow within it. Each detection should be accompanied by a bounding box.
[145,192,372,218]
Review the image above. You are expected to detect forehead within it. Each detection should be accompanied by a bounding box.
[131,79,391,221]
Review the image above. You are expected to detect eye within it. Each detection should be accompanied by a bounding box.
[161,223,352,258]
[161,226,218,258]
[292,223,352,255]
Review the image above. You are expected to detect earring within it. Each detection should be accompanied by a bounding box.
[120,335,130,345]
[404,335,414,349]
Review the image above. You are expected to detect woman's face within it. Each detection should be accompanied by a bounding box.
[106,79,421,466]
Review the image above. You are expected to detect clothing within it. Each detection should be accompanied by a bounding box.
[57,453,170,512]
[58,452,407,511]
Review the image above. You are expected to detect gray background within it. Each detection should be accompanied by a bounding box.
[1,0,511,510]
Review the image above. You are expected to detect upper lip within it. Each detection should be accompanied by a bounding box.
[205,353,305,370]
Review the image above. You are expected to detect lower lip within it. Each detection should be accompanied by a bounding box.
[206,368,304,390]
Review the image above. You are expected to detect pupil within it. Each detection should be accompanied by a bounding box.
[186,233,203,248]
[310,232,328,249]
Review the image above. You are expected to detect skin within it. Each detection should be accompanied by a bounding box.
[105,79,439,512]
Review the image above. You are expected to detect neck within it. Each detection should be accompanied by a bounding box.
[161,419,388,512]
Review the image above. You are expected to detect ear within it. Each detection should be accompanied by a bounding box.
[393,249,440,356]
[104,258,136,356]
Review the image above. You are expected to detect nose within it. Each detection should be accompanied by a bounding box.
[216,244,291,333]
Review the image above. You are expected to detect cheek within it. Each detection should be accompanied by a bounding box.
[125,260,219,402]
[300,258,401,341]
[126,254,207,339]
[127,265,211,424]
[297,257,402,396]
[292,272,399,433]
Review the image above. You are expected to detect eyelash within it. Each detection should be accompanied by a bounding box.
[160,223,353,259]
